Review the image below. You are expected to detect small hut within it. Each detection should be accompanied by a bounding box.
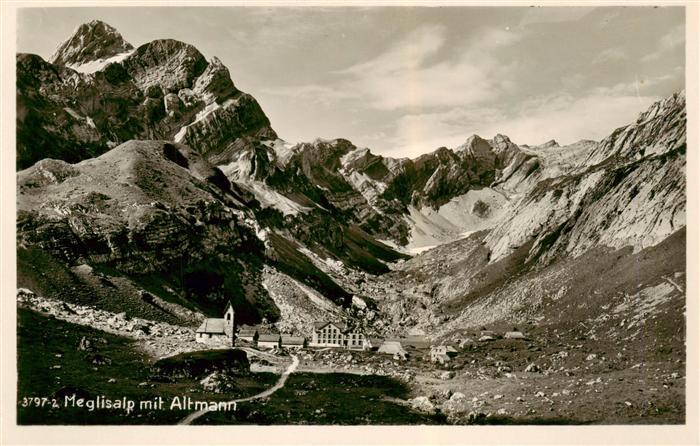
[237,325,260,343]
[257,333,281,349]
[378,340,408,360]
[430,345,458,364]
[281,335,307,349]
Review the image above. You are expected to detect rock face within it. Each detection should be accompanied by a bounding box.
[242,134,536,249]
[16,20,686,343]
[485,91,686,264]
[49,20,134,68]
[17,24,275,170]
[335,92,686,339]
[17,140,277,324]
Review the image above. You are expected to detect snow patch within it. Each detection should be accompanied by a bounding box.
[174,99,234,143]
[219,151,255,181]
[340,147,370,168]
[352,296,367,309]
[63,107,98,130]
[403,188,510,253]
[376,238,407,254]
[66,50,134,74]
[323,257,346,273]
[343,170,387,204]
[408,245,438,255]
[266,139,297,167]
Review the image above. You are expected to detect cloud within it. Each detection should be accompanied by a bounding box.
[593,47,628,64]
[339,25,447,76]
[260,84,354,106]
[223,8,353,49]
[221,8,683,159]
[267,25,522,111]
[590,72,681,98]
[561,73,587,90]
[377,90,660,158]
[384,107,506,158]
[490,93,659,145]
[642,24,685,61]
[339,26,521,110]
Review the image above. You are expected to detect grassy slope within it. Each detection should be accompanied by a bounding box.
[199,372,446,425]
[16,308,277,425]
[17,247,196,326]
[18,308,448,425]
[17,140,279,324]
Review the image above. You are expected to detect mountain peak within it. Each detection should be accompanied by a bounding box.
[457,134,491,156]
[49,20,133,67]
[539,139,560,149]
[463,134,486,144]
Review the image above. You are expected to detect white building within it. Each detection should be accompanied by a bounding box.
[310,321,347,348]
[309,321,369,350]
[195,301,234,346]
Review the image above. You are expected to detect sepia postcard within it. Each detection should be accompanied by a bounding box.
[1,1,698,445]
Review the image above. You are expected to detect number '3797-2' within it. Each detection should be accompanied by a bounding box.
[20,397,60,409]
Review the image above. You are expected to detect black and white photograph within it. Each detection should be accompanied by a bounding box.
[2,1,698,439]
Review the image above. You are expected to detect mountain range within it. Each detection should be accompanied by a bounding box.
[16,20,686,341]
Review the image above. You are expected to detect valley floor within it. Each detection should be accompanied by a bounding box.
[17,305,684,425]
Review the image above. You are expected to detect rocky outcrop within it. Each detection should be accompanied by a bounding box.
[17,288,203,359]
[584,91,685,167]
[49,20,133,68]
[16,19,686,353]
[352,93,686,339]
[485,92,686,263]
[122,39,208,92]
[174,93,276,165]
[17,22,276,170]
[17,140,277,324]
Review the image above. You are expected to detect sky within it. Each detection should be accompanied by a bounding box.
[17,6,685,158]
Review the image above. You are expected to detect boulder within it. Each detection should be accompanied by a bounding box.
[77,336,92,351]
[409,396,435,413]
[504,331,527,340]
[450,392,466,401]
[524,363,540,373]
[439,371,456,380]
[164,93,181,116]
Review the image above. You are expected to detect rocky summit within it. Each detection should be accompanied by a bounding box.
[50,20,134,69]
[17,23,275,171]
[15,20,686,426]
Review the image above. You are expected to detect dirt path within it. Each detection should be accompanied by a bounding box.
[238,346,285,362]
[295,365,370,375]
[177,354,299,425]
